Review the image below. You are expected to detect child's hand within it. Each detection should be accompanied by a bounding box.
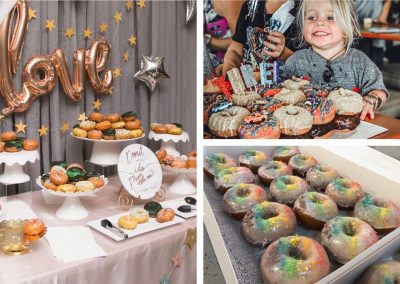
[221,61,236,78]
[263,31,286,59]
[360,101,375,120]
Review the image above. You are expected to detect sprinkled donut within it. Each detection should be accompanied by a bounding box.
[261,236,330,284]
[246,97,283,114]
[203,94,232,125]
[294,192,338,229]
[301,97,335,125]
[223,183,268,220]
[273,106,313,136]
[208,106,250,138]
[272,146,300,164]
[327,88,363,115]
[321,216,378,264]
[274,88,306,105]
[241,201,296,245]
[281,76,311,90]
[354,195,400,232]
[238,113,281,139]
[326,177,364,208]
[214,167,255,194]
[306,164,339,191]
[288,153,317,177]
[270,175,310,205]
[238,150,269,174]
[258,161,293,186]
[362,261,400,284]
[203,153,238,178]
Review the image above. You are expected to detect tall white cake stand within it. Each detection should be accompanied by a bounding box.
[0,150,39,185]
[162,165,196,195]
[148,131,189,156]
[71,134,145,166]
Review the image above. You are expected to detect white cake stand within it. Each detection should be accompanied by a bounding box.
[0,150,39,185]
[162,165,196,195]
[148,131,189,156]
[71,134,145,166]
[36,176,108,220]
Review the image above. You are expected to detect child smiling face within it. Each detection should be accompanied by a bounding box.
[304,0,345,52]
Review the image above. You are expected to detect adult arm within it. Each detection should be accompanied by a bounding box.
[221,40,244,77]
[213,0,244,33]
[376,0,392,24]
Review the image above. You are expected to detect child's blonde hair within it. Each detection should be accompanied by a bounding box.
[297,0,361,52]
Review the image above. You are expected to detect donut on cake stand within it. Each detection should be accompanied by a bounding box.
[148,131,189,157]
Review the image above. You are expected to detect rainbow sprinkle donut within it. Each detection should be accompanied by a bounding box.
[354,195,400,232]
[241,201,296,245]
[238,150,269,174]
[362,261,400,284]
[305,163,339,191]
[288,154,317,177]
[272,146,300,164]
[321,216,378,264]
[325,177,364,208]
[261,236,330,284]
[270,175,310,205]
[223,183,268,220]
[203,153,238,178]
[258,160,293,186]
[214,167,254,194]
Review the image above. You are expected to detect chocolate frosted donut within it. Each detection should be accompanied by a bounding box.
[332,114,360,131]
[209,106,250,138]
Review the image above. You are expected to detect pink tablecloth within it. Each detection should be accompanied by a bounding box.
[0,174,197,284]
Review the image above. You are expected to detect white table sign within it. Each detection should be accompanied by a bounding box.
[118,144,162,199]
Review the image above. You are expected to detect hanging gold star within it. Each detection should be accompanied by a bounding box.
[113,11,123,24]
[125,0,133,11]
[78,112,88,122]
[28,7,37,21]
[15,121,27,134]
[92,99,102,110]
[113,67,121,78]
[99,22,108,34]
[137,0,146,9]
[83,27,92,39]
[106,86,114,95]
[128,35,137,46]
[0,115,4,121]
[38,125,48,137]
[122,51,130,62]
[64,27,75,39]
[60,123,70,133]
[45,20,56,32]
[184,227,196,250]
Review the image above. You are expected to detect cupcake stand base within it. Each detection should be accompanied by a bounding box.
[0,150,39,185]
[56,196,89,220]
[163,166,196,196]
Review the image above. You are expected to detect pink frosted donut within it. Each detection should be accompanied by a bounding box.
[238,150,269,174]
[241,201,296,245]
[306,164,339,191]
[214,167,254,194]
[257,161,293,186]
[203,153,238,178]
[301,97,336,125]
[326,177,364,208]
[261,236,330,284]
[238,113,281,139]
[288,153,317,177]
[223,183,268,220]
[321,216,378,264]
[272,146,300,164]
[270,175,310,205]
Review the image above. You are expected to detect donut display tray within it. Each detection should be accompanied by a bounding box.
[71,133,145,142]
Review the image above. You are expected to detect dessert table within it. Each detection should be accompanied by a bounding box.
[0,174,197,284]
[367,113,400,138]
[360,23,400,41]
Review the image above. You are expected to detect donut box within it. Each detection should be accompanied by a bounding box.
[204,146,400,284]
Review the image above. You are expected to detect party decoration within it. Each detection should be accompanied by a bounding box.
[106,86,114,95]
[171,252,182,267]
[65,27,74,39]
[113,11,123,23]
[184,227,196,250]
[0,0,18,24]
[128,35,136,46]
[28,7,36,21]
[60,123,70,133]
[240,64,257,90]
[45,19,56,32]
[227,68,245,95]
[125,0,133,11]
[113,67,121,78]
[78,112,88,122]
[83,27,92,39]
[137,0,146,9]
[15,120,27,134]
[92,99,102,110]
[134,56,169,92]
[159,276,170,284]
[38,125,48,136]
[99,22,108,34]
[123,51,130,62]
[185,0,196,24]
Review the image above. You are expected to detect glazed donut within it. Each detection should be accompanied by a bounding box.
[203,153,238,178]
[238,150,269,174]
[106,113,121,123]
[130,208,150,224]
[24,219,45,236]
[261,236,330,284]
[232,91,261,107]
[321,216,378,264]
[258,161,293,186]
[171,159,187,169]
[306,164,339,191]
[156,208,175,223]
[301,97,336,125]
[281,76,311,90]
[125,120,141,130]
[273,106,313,136]
[272,146,300,164]
[118,215,138,230]
[76,181,95,192]
[95,121,112,131]
[288,154,317,177]
[72,128,87,138]
[208,106,250,138]
[327,88,363,115]
[87,129,103,140]
[325,177,364,208]
[270,175,310,205]
[121,111,137,122]
[0,131,17,142]
[362,261,400,284]
[88,112,105,123]
[354,195,400,232]
[115,129,131,140]
[274,88,306,105]
[153,125,168,134]
[80,120,96,131]
[246,97,283,114]
[214,167,254,194]
[188,151,197,158]
[88,177,105,188]
[57,184,77,193]
[49,166,69,185]
[168,127,183,135]
[238,113,281,139]
[156,149,167,161]
[44,180,57,191]
[294,192,338,229]
[223,183,268,220]
[129,129,143,138]
[111,121,126,129]
[23,139,38,151]
[0,142,4,152]
[186,158,196,168]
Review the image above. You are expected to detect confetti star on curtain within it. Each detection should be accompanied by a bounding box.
[83,27,93,39]
[137,0,146,9]
[38,125,48,137]
[99,22,108,34]
[65,27,75,39]
[125,0,133,11]
[106,86,114,95]
[28,7,37,21]
[45,20,56,32]
[92,99,102,110]
[78,112,88,122]
[15,121,27,134]
[60,123,70,133]
[123,51,130,62]
[171,252,182,267]
[113,11,123,24]
[128,35,137,46]
[113,67,122,78]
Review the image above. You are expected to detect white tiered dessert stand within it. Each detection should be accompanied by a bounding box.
[148,131,189,156]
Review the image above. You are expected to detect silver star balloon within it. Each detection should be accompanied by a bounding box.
[134,56,170,92]
[185,0,196,24]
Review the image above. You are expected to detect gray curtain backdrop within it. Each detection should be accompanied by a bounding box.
[0,0,196,186]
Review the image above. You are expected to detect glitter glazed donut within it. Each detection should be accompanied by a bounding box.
[326,178,364,208]
[270,175,310,205]
[223,183,268,220]
[288,154,317,177]
[238,150,269,174]
[258,161,293,186]
[321,216,378,264]
[214,167,254,194]
[241,201,296,245]
[362,261,400,284]
[273,106,313,136]
[306,164,339,191]
[272,146,300,164]
[238,113,281,139]
[203,153,238,178]
[261,236,330,284]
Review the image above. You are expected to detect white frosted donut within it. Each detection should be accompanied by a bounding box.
[209,106,250,138]
[273,106,313,136]
[282,77,311,90]
[274,88,306,105]
[327,88,363,115]
[232,91,261,106]
[362,261,400,284]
